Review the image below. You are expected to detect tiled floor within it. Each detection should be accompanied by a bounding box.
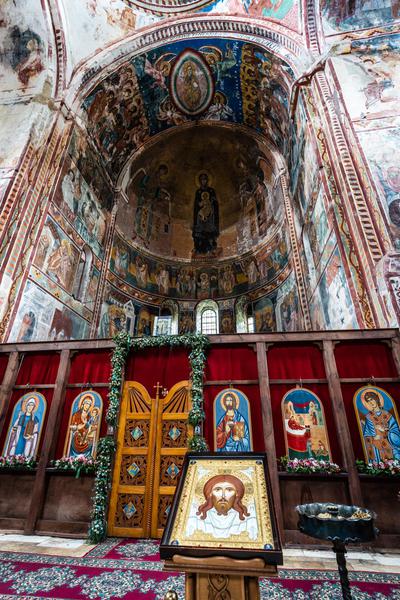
[0,532,399,573]
[0,533,94,557]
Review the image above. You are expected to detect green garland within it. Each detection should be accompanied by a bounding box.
[88,331,210,543]
[88,437,116,543]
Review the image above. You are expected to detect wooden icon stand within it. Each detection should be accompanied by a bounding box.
[164,554,278,600]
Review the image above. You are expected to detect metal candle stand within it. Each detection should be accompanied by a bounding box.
[296,503,378,600]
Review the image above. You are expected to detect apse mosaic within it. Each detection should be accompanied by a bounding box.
[321,0,400,34]
[81,39,293,179]
[3,392,47,460]
[282,388,331,461]
[354,386,400,463]
[63,391,103,459]
[214,388,253,452]
[118,126,284,261]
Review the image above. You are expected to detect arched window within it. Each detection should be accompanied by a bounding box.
[247,304,255,333]
[235,296,254,333]
[196,299,219,334]
[154,299,179,336]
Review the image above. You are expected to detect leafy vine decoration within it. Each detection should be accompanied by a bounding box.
[88,331,210,543]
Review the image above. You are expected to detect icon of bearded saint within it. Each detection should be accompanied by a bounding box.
[185,474,258,540]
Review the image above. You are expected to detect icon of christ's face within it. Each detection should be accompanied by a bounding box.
[211,481,237,515]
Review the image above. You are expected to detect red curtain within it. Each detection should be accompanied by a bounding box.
[334,342,397,378]
[15,352,60,385]
[205,345,258,381]
[0,355,8,383]
[125,347,190,390]
[267,343,326,379]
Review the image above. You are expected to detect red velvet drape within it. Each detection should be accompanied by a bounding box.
[125,347,190,390]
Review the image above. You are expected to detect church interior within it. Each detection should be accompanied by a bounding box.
[0,0,400,598]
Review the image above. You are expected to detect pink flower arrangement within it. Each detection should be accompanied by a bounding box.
[0,455,37,469]
[280,457,341,474]
[356,459,400,476]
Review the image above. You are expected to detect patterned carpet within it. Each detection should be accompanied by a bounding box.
[0,538,399,599]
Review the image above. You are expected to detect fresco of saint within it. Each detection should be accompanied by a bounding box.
[214,389,252,452]
[185,474,258,540]
[64,391,103,459]
[3,393,47,459]
[282,388,331,461]
[354,386,400,463]
[192,173,219,255]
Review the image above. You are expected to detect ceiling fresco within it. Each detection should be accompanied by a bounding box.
[320,0,400,34]
[81,38,293,181]
[116,125,284,260]
[120,0,299,24]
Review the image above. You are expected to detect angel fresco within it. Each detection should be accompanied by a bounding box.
[214,389,253,452]
[3,393,47,460]
[282,388,331,461]
[64,391,103,459]
[354,386,400,463]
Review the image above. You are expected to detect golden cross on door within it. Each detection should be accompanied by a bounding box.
[154,382,168,400]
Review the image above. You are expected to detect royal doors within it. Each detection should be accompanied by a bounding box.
[108,380,192,538]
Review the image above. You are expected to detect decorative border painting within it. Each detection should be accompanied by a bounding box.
[281,387,331,461]
[354,385,400,463]
[2,392,47,460]
[213,388,253,452]
[160,452,283,563]
[63,391,103,459]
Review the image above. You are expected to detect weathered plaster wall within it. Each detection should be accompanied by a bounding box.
[0,1,399,340]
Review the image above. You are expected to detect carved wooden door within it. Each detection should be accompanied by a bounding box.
[150,381,192,537]
[108,380,191,538]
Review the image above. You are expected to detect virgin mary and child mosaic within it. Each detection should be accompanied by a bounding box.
[354,386,400,463]
[282,388,331,461]
[214,389,253,452]
[3,392,47,459]
[63,391,103,459]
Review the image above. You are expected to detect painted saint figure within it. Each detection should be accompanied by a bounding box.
[282,388,332,461]
[357,388,400,462]
[3,393,47,459]
[192,173,219,255]
[185,474,257,540]
[64,391,103,459]
[215,390,252,452]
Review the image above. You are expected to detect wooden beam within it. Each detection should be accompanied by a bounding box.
[322,340,363,506]
[0,328,398,355]
[24,349,71,534]
[256,341,285,540]
[203,380,259,386]
[0,352,21,439]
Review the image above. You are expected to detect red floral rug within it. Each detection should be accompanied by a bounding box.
[0,538,399,599]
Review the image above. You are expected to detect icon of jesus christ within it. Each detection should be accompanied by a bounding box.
[185,474,258,540]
